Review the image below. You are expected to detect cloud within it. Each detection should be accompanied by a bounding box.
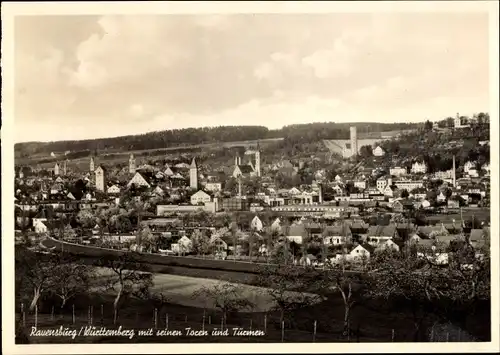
[13,13,489,142]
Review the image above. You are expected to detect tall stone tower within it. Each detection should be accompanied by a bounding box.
[350,126,358,157]
[129,154,136,174]
[454,113,461,128]
[452,155,456,188]
[63,160,68,176]
[95,166,107,192]
[90,156,95,172]
[255,143,261,177]
[189,157,198,190]
[54,162,60,176]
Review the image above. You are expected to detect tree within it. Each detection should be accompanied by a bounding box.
[95,253,154,324]
[366,246,490,341]
[359,145,373,158]
[16,247,60,311]
[424,120,433,131]
[76,209,96,229]
[317,262,362,336]
[400,189,410,199]
[136,226,156,252]
[191,229,210,256]
[191,282,255,325]
[50,254,94,308]
[257,264,321,325]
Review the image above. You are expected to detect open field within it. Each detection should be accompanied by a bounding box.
[92,267,315,312]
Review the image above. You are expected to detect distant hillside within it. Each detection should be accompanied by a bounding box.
[15,122,422,161]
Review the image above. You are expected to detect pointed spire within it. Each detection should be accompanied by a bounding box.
[190,157,197,169]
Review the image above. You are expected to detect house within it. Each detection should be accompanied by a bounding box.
[417,224,449,239]
[209,234,228,253]
[323,224,352,245]
[463,161,476,174]
[353,180,367,190]
[270,218,281,233]
[190,190,213,205]
[373,146,385,157]
[383,185,397,197]
[376,177,388,191]
[420,199,431,209]
[284,224,307,244]
[205,182,222,192]
[349,244,374,261]
[391,200,404,213]
[447,199,460,209]
[164,165,175,177]
[152,186,164,197]
[411,161,427,174]
[33,219,48,234]
[390,167,407,177]
[250,215,263,232]
[436,192,447,203]
[375,239,401,253]
[107,185,121,194]
[366,225,398,246]
[127,172,151,188]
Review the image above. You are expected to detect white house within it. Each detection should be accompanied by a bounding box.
[205,182,222,192]
[127,172,151,188]
[349,244,374,261]
[411,162,428,174]
[383,185,396,197]
[464,161,476,174]
[353,180,367,190]
[190,190,212,205]
[164,165,174,177]
[33,219,48,234]
[270,218,281,232]
[153,186,164,196]
[437,191,447,203]
[250,215,263,231]
[390,167,407,177]
[373,146,385,157]
[421,200,431,209]
[107,185,121,194]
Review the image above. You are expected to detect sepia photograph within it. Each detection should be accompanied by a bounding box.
[2,1,499,354]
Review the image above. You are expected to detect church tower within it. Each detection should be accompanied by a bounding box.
[90,156,95,172]
[189,157,198,190]
[95,166,107,192]
[454,113,461,128]
[255,143,261,177]
[129,153,136,174]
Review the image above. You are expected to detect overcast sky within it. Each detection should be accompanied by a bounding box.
[14,12,489,142]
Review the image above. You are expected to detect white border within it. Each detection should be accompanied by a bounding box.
[2,1,499,354]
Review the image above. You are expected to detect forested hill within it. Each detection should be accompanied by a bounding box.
[15,121,421,158]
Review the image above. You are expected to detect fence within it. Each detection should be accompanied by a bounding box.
[15,302,470,343]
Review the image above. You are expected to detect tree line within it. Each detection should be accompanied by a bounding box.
[15,122,422,158]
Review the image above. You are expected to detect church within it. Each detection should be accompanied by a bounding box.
[232,146,261,179]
